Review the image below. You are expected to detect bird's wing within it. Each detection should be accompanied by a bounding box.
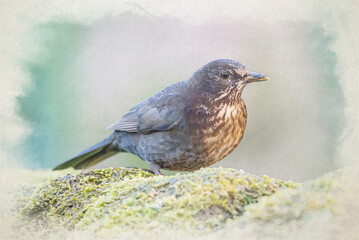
[107,90,186,134]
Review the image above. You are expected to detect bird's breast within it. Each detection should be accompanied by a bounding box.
[185,99,247,168]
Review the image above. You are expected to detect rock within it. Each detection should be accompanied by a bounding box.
[13,166,359,239]
[19,167,297,237]
[210,167,359,240]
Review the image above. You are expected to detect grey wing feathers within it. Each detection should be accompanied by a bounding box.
[107,88,185,134]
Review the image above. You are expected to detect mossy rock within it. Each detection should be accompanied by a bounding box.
[244,167,344,223]
[21,168,153,226]
[20,167,298,234]
[210,167,358,240]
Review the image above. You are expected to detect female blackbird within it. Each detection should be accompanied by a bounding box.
[54,59,269,174]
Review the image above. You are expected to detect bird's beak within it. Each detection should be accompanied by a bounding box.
[244,71,270,83]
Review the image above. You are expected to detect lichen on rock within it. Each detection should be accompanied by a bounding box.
[243,167,345,224]
[20,167,298,235]
[210,167,359,240]
[21,167,153,227]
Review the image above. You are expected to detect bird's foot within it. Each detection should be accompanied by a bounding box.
[150,163,162,175]
[125,166,156,175]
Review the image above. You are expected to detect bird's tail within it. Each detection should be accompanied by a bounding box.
[53,134,118,170]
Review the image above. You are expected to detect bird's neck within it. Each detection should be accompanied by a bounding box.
[185,77,245,109]
[213,85,244,105]
[197,85,245,107]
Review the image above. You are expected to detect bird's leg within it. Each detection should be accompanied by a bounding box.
[150,163,162,175]
[126,166,155,174]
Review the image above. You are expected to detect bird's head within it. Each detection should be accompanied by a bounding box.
[191,59,269,99]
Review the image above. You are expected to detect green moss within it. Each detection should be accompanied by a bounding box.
[243,169,342,224]
[21,167,153,227]
[20,167,297,234]
[9,166,359,239]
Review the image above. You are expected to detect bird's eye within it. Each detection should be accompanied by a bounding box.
[221,72,230,80]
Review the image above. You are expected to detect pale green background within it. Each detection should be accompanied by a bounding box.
[0,0,358,182]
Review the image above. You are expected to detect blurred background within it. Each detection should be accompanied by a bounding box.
[1,1,357,182]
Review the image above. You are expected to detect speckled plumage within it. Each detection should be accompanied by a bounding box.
[54,59,269,174]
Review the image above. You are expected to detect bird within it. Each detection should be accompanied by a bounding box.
[54,59,269,174]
